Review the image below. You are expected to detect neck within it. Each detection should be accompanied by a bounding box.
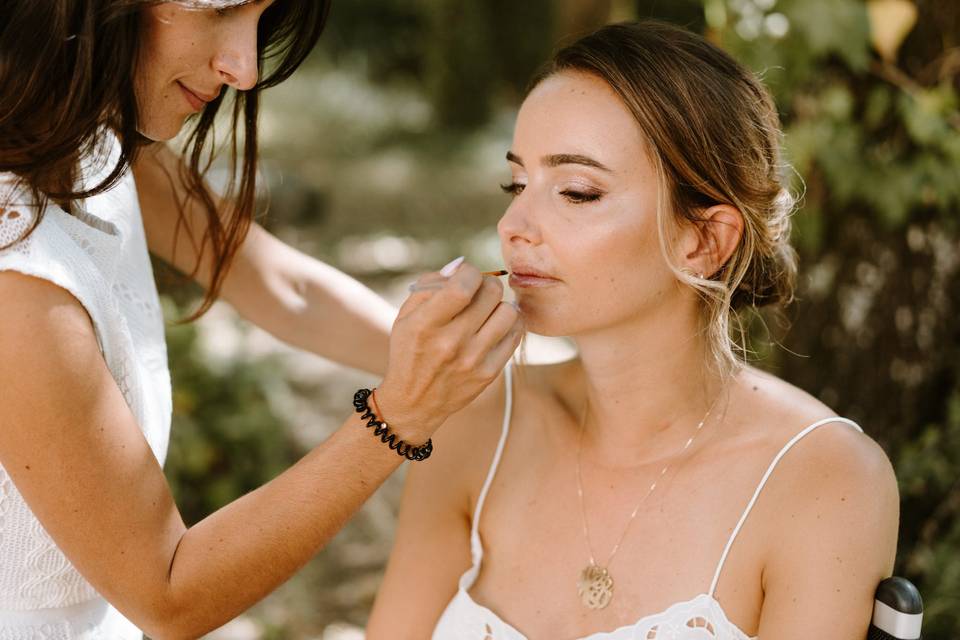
[571,306,730,466]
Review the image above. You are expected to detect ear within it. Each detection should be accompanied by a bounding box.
[681,204,744,278]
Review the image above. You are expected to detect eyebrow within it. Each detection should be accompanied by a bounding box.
[506,151,613,173]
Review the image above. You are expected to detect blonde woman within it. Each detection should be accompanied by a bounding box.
[369,21,898,640]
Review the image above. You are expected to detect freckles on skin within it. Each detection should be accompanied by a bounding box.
[136,6,227,140]
[136,0,277,141]
[137,7,193,140]
[504,72,684,336]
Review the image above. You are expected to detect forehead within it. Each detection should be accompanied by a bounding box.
[514,71,648,168]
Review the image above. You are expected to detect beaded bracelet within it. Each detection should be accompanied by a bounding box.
[353,388,433,462]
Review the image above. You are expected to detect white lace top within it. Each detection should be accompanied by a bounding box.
[0,134,172,639]
[432,364,864,639]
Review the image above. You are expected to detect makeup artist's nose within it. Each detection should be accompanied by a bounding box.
[497,199,542,247]
[213,22,259,90]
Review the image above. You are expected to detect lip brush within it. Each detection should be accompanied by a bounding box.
[409,269,510,292]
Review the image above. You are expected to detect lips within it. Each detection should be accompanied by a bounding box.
[508,263,560,288]
[177,82,218,111]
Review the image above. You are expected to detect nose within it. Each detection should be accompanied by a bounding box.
[212,21,259,91]
[497,194,542,248]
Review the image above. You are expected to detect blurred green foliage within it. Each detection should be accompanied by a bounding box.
[163,301,301,526]
[318,0,555,128]
[722,1,960,634]
[712,3,960,634]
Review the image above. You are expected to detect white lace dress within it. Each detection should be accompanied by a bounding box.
[0,135,172,639]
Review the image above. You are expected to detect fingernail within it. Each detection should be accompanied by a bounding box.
[440,256,465,277]
[507,301,520,312]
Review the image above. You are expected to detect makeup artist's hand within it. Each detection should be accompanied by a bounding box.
[375,257,523,444]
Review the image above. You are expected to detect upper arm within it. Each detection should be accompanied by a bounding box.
[134,145,311,314]
[756,426,900,639]
[133,144,292,326]
[134,143,293,302]
[365,452,472,640]
[133,143,226,290]
[367,376,507,640]
[0,271,185,634]
[134,145,396,375]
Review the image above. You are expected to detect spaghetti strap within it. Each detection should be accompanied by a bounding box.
[468,361,515,563]
[708,417,864,597]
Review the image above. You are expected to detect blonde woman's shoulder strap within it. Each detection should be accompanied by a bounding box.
[708,417,864,596]
[468,361,516,562]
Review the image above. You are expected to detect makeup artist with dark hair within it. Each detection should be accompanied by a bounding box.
[0,1,523,637]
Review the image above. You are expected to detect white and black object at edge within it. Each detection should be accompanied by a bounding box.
[867,577,923,640]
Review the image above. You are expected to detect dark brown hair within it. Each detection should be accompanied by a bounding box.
[0,0,331,319]
[533,21,798,372]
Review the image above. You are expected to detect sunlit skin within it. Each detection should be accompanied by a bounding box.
[368,68,898,640]
[136,1,275,141]
[499,70,701,342]
[498,70,742,458]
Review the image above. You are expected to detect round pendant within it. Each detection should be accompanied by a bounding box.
[577,564,614,610]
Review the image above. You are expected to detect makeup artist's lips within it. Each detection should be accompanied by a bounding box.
[508,265,560,288]
[177,82,217,112]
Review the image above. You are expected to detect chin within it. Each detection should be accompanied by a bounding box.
[137,113,189,142]
[515,299,576,337]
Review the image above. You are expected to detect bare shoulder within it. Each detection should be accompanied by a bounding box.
[422,357,580,507]
[0,270,97,354]
[734,370,901,636]
[736,366,895,477]
[0,270,105,450]
[734,366,900,574]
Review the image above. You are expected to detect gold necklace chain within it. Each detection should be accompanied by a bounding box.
[574,393,722,610]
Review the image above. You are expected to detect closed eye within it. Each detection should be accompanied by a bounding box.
[560,189,603,204]
[500,182,525,197]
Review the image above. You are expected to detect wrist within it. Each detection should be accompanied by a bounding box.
[372,386,441,445]
[352,388,435,461]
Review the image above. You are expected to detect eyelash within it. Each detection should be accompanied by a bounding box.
[561,189,603,204]
[499,182,604,204]
[500,182,525,196]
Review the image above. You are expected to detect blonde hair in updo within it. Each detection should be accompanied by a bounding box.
[533,20,798,375]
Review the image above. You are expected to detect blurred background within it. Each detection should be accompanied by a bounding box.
[157,0,960,637]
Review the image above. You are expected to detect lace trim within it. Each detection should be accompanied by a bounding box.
[438,591,753,640]
[0,623,112,640]
[0,203,33,257]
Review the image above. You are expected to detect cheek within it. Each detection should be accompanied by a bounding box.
[134,72,176,140]
[574,211,660,287]
[137,6,197,90]
[135,11,197,140]
[136,19,167,111]
[520,212,676,334]
[612,225,677,308]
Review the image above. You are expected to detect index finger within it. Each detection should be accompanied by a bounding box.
[398,263,484,325]
[396,262,472,318]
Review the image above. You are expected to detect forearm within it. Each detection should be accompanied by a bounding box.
[155,412,403,639]
[223,228,395,376]
[136,147,394,375]
[273,257,395,375]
